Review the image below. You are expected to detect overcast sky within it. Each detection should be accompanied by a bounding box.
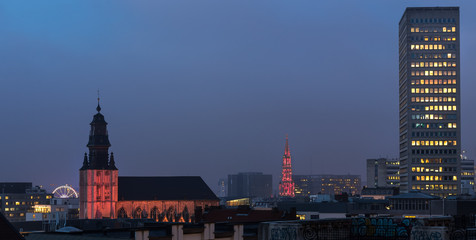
[1,0,475,193]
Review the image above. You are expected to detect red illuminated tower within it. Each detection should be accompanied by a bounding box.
[79,100,118,219]
[279,135,295,197]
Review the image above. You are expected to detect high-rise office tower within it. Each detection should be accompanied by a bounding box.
[399,7,460,197]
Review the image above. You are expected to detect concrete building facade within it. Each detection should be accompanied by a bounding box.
[460,159,475,194]
[398,7,461,197]
[294,174,361,197]
[0,183,53,222]
[366,158,400,188]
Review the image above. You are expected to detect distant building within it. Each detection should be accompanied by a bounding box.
[347,198,390,217]
[366,158,400,187]
[26,197,79,223]
[79,102,219,221]
[279,135,295,197]
[293,174,361,197]
[227,172,272,198]
[0,183,53,222]
[309,194,332,203]
[460,159,475,194]
[361,187,399,200]
[217,178,226,198]
[389,191,439,217]
[278,201,348,220]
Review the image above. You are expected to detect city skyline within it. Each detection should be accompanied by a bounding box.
[1,1,476,192]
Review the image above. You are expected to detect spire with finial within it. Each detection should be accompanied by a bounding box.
[80,152,89,170]
[96,90,101,112]
[279,134,295,198]
[109,152,117,170]
[284,134,290,157]
[86,93,111,169]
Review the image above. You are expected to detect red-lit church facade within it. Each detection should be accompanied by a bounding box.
[79,103,219,221]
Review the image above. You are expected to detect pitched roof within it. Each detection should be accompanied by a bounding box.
[118,176,219,201]
[0,211,24,240]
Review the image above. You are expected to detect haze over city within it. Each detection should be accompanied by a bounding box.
[1,0,475,192]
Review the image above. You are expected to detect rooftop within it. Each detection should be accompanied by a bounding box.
[118,176,219,201]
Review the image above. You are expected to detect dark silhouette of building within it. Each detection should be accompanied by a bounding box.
[0,211,24,240]
[227,172,272,198]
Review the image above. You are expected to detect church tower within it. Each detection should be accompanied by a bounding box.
[279,135,295,197]
[79,100,118,219]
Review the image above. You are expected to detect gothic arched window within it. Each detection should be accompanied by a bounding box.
[150,207,159,221]
[133,207,143,219]
[118,208,127,218]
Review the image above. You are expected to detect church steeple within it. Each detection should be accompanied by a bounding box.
[84,101,114,169]
[279,134,295,198]
[79,96,119,220]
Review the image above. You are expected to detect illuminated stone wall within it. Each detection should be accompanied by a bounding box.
[79,169,118,219]
[116,200,219,222]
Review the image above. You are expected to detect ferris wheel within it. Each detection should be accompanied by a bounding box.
[52,185,79,198]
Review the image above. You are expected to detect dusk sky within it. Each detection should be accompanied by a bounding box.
[1,1,475,193]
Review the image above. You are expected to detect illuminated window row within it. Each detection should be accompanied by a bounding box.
[412,167,442,173]
[411,148,457,155]
[411,97,456,103]
[412,184,457,191]
[411,53,456,59]
[414,175,457,181]
[411,88,456,94]
[411,114,456,120]
[411,158,457,164]
[410,18,456,24]
[462,172,475,176]
[410,36,457,42]
[388,176,400,180]
[410,44,452,50]
[410,26,456,33]
[412,123,457,129]
[411,140,457,146]
[411,105,457,112]
[411,131,456,137]
[411,70,456,76]
[411,79,456,85]
[411,62,456,68]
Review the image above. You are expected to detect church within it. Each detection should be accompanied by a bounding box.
[79,101,219,221]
